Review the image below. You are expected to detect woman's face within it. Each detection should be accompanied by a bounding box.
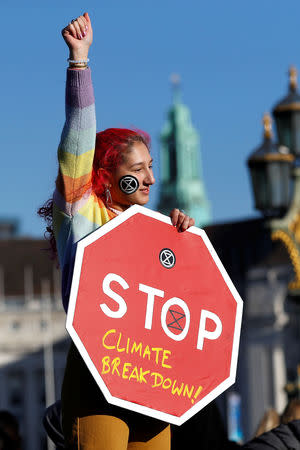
[109,141,155,211]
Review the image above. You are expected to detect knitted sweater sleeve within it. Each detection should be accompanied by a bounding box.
[54,68,96,218]
[52,68,97,267]
[52,68,114,312]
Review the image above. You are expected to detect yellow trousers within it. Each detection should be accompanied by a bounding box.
[68,415,170,449]
[62,344,170,449]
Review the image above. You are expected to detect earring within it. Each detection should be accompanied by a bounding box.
[105,185,112,205]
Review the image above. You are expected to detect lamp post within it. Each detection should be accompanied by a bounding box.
[247,113,293,217]
[248,67,300,295]
[273,66,300,156]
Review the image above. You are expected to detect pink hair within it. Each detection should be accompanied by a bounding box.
[38,128,151,258]
[92,128,151,199]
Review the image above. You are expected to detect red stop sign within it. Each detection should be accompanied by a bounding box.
[67,205,243,425]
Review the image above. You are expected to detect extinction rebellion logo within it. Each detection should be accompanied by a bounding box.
[159,248,176,269]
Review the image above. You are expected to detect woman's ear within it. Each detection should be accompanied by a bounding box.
[97,168,112,185]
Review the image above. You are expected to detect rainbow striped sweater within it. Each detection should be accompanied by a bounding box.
[53,68,115,312]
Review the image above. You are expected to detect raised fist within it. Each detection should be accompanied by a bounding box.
[62,12,93,60]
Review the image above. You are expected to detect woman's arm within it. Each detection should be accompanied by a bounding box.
[54,13,95,218]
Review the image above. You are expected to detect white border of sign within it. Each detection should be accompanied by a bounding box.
[66,205,243,426]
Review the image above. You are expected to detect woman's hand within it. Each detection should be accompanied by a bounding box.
[61,12,93,61]
[170,209,195,232]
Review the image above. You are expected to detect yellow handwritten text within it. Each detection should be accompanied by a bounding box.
[101,355,202,403]
[102,329,172,369]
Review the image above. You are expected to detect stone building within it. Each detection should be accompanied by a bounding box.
[0,230,69,450]
[204,217,292,439]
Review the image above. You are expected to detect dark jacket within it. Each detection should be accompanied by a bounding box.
[171,401,239,450]
[243,420,300,450]
[43,401,65,449]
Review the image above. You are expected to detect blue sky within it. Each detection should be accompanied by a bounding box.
[2,1,300,236]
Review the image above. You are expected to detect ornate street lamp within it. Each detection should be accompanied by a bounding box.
[269,68,300,294]
[273,67,300,156]
[248,113,293,217]
[247,67,300,294]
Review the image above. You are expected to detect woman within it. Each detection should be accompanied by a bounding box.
[41,11,195,450]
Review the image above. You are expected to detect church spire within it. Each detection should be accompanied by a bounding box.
[170,73,182,105]
[157,76,211,227]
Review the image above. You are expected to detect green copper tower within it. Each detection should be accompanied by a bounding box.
[158,75,211,227]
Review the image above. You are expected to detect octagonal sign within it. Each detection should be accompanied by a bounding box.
[67,205,243,425]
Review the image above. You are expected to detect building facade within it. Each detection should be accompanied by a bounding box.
[0,235,69,450]
[204,217,292,439]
